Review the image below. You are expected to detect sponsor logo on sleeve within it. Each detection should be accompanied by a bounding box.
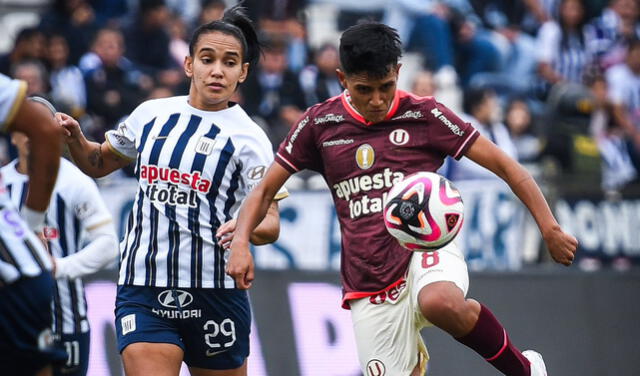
[391,110,422,120]
[247,165,266,180]
[285,116,310,154]
[430,108,464,136]
[314,113,344,125]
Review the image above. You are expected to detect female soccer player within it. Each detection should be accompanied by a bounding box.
[229,22,578,376]
[58,7,285,376]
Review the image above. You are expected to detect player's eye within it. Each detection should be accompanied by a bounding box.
[201,57,212,64]
[225,60,237,67]
[357,87,372,94]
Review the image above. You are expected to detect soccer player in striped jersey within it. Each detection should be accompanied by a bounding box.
[0,75,67,375]
[230,22,578,376]
[57,6,285,376]
[2,125,119,376]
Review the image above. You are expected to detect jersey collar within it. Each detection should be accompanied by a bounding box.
[340,89,401,126]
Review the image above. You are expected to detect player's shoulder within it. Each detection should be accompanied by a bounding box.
[391,91,440,119]
[303,93,348,126]
[224,104,273,148]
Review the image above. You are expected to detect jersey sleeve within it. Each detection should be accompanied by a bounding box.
[425,100,479,160]
[275,108,323,173]
[104,101,152,160]
[536,22,559,63]
[0,74,27,133]
[69,167,114,231]
[238,129,289,201]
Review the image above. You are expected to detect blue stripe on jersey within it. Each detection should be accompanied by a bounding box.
[68,279,82,333]
[144,113,179,286]
[218,163,242,287]
[18,181,27,210]
[137,118,157,154]
[56,194,69,257]
[207,139,235,288]
[125,188,145,285]
[165,114,201,287]
[73,213,81,250]
[52,280,63,336]
[188,122,221,288]
[0,236,19,272]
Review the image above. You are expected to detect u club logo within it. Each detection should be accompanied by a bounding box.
[389,129,409,146]
[366,359,386,376]
[356,144,375,170]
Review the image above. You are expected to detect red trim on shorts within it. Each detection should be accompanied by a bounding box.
[342,277,406,309]
[340,90,402,126]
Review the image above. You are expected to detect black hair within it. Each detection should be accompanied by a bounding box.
[14,27,42,46]
[339,22,402,78]
[189,5,261,73]
[559,0,587,50]
[463,87,495,115]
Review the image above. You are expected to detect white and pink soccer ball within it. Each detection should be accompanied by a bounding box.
[383,172,464,251]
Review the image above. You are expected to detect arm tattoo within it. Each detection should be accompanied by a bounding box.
[88,147,104,169]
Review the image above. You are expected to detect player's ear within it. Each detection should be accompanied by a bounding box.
[238,62,249,83]
[395,63,402,75]
[184,55,193,78]
[337,69,347,89]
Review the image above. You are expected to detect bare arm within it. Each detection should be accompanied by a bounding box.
[215,200,281,249]
[57,112,132,178]
[9,98,63,213]
[227,163,291,288]
[465,135,578,265]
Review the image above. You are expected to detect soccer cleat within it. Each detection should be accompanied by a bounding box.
[522,350,548,376]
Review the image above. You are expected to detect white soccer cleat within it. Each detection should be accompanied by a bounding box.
[522,350,548,376]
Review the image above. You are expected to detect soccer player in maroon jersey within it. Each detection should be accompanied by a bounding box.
[227,22,578,376]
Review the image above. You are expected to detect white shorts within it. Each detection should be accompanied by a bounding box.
[349,242,469,376]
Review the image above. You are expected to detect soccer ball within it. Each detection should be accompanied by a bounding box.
[383,172,464,251]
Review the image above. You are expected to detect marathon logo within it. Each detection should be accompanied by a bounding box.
[430,108,464,136]
[285,116,309,154]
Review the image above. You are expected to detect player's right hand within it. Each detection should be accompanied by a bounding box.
[543,226,578,266]
[226,241,254,289]
[56,112,83,142]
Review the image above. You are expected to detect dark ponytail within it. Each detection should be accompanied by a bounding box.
[189,5,262,74]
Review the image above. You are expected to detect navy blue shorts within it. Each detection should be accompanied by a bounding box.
[0,272,67,375]
[115,285,251,370]
[54,331,90,376]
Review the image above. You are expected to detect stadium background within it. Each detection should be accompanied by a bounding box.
[1,0,640,374]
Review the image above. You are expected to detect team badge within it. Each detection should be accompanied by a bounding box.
[195,136,216,155]
[366,359,386,376]
[356,144,375,170]
[389,129,409,146]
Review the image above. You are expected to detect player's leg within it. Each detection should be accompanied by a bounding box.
[115,285,185,376]
[122,342,184,376]
[181,289,251,376]
[411,244,532,376]
[350,280,428,376]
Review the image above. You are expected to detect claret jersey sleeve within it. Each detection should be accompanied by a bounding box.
[424,99,479,160]
[275,106,324,174]
[104,100,155,160]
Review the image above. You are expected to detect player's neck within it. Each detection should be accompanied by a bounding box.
[16,157,28,175]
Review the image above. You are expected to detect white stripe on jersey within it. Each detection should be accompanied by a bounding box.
[108,96,278,289]
[1,159,109,334]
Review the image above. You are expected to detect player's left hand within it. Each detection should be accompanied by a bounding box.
[226,241,254,289]
[543,226,578,266]
[216,219,236,250]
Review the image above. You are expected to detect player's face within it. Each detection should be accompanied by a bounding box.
[184,31,249,111]
[338,65,400,124]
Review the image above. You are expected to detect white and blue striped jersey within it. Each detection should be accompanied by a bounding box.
[536,21,589,85]
[0,158,114,335]
[0,73,52,285]
[105,96,287,289]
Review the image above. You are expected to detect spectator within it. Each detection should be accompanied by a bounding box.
[585,0,640,70]
[194,0,226,27]
[46,34,87,118]
[39,0,100,65]
[445,87,517,181]
[606,38,640,173]
[536,0,591,97]
[0,27,46,76]
[241,35,306,147]
[11,60,50,98]
[505,97,542,165]
[83,28,146,139]
[411,69,437,97]
[587,72,637,191]
[299,43,342,108]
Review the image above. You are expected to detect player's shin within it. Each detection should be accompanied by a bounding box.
[454,304,531,376]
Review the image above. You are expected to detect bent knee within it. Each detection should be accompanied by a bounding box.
[418,282,467,320]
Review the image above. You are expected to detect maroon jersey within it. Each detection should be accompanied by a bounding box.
[275,90,479,305]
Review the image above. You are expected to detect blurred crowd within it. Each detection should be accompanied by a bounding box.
[2,0,640,196]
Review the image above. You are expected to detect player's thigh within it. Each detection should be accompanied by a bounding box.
[0,272,67,375]
[409,242,470,327]
[349,283,427,376]
[54,331,90,376]
[179,289,251,372]
[122,342,183,376]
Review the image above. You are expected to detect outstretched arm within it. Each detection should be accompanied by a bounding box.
[216,200,281,250]
[57,112,132,178]
[227,163,291,288]
[465,135,578,266]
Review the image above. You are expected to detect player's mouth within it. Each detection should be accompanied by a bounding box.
[207,82,226,91]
